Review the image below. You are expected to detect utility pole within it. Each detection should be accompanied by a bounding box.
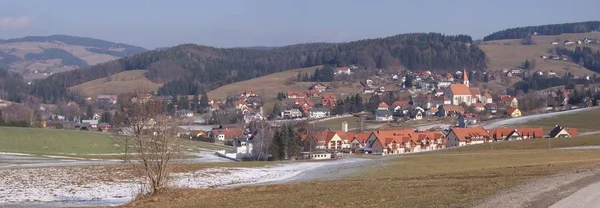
[549,137,551,150]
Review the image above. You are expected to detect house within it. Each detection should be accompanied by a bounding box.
[409,107,425,120]
[363,87,375,94]
[457,114,477,128]
[348,133,371,150]
[243,112,264,123]
[470,88,482,103]
[281,109,303,119]
[211,128,244,142]
[309,108,331,119]
[81,120,99,128]
[436,80,452,89]
[564,40,575,45]
[216,137,254,160]
[321,95,337,108]
[432,88,445,97]
[334,67,352,75]
[97,95,118,105]
[437,105,464,117]
[366,129,416,154]
[240,89,257,98]
[483,92,493,104]
[98,123,111,132]
[67,101,79,107]
[499,95,519,107]
[506,107,522,118]
[472,103,485,112]
[446,127,491,147]
[549,125,579,138]
[209,103,221,111]
[489,128,543,141]
[391,100,411,115]
[177,110,194,117]
[375,102,393,121]
[551,41,559,45]
[312,83,327,92]
[287,91,307,99]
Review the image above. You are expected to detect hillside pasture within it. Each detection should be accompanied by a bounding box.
[480,32,600,77]
[69,70,162,98]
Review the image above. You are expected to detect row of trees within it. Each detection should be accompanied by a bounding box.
[509,73,591,95]
[484,21,600,41]
[0,68,30,102]
[32,33,487,102]
[557,46,600,73]
[296,66,335,82]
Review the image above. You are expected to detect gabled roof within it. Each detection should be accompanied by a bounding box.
[442,105,464,112]
[484,92,492,99]
[378,102,389,109]
[507,107,519,115]
[392,100,411,108]
[448,84,471,95]
[472,103,485,108]
[335,67,350,72]
[346,132,370,143]
[549,125,579,138]
[450,127,491,142]
[463,69,469,81]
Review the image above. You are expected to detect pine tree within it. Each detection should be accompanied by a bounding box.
[100,111,113,124]
[199,92,209,108]
[86,105,94,120]
[192,94,199,111]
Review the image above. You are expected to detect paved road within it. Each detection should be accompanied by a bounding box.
[550,181,600,208]
[484,107,599,129]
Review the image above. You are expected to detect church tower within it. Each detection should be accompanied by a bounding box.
[462,69,469,87]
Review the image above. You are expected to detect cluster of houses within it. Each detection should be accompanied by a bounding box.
[372,69,522,122]
[217,120,581,160]
[552,38,598,46]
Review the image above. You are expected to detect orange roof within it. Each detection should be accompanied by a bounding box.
[450,127,491,142]
[473,103,485,108]
[517,128,544,138]
[463,69,469,81]
[378,102,389,109]
[415,131,445,141]
[392,100,411,108]
[346,132,370,143]
[211,128,244,139]
[488,128,514,139]
[567,128,579,137]
[507,107,519,115]
[448,84,471,95]
[443,105,464,112]
[484,92,492,98]
[336,67,350,72]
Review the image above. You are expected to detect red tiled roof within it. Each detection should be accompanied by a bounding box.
[443,105,464,112]
[450,127,491,142]
[473,103,485,108]
[392,100,411,108]
[470,88,481,96]
[378,102,389,109]
[567,128,579,137]
[507,107,519,115]
[336,67,350,72]
[448,84,471,95]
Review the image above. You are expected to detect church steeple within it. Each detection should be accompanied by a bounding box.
[462,69,469,87]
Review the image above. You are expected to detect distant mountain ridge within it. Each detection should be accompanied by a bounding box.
[0,35,147,79]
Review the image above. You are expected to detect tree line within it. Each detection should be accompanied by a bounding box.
[296,66,335,82]
[483,21,600,41]
[31,33,487,103]
[556,46,600,73]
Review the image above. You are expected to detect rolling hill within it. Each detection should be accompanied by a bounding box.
[480,32,600,76]
[0,35,146,80]
[68,70,163,98]
[33,33,486,103]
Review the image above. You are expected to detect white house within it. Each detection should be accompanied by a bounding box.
[281,109,303,119]
[375,102,393,121]
[309,108,331,119]
[334,67,352,75]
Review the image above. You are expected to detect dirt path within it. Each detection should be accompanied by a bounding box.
[472,169,600,208]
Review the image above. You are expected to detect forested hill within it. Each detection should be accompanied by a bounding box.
[0,35,147,56]
[33,33,487,103]
[483,21,600,41]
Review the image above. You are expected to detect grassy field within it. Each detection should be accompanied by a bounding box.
[69,70,163,98]
[124,135,600,208]
[480,32,600,77]
[207,65,366,100]
[0,126,122,156]
[517,107,600,133]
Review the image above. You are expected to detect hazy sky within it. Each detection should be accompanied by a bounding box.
[1,0,599,49]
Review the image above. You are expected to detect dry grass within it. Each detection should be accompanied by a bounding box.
[69,70,162,98]
[121,135,600,208]
[207,66,365,100]
[481,32,600,77]
[516,107,600,132]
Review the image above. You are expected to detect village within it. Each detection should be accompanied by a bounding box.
[26,63,599,162]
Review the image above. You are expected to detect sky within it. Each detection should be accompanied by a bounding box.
[1,0,599,49]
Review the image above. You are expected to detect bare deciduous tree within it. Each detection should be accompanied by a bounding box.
[120,98,182,194]
[249,120,273,161]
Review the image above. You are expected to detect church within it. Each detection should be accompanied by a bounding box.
[445,69,474,106]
